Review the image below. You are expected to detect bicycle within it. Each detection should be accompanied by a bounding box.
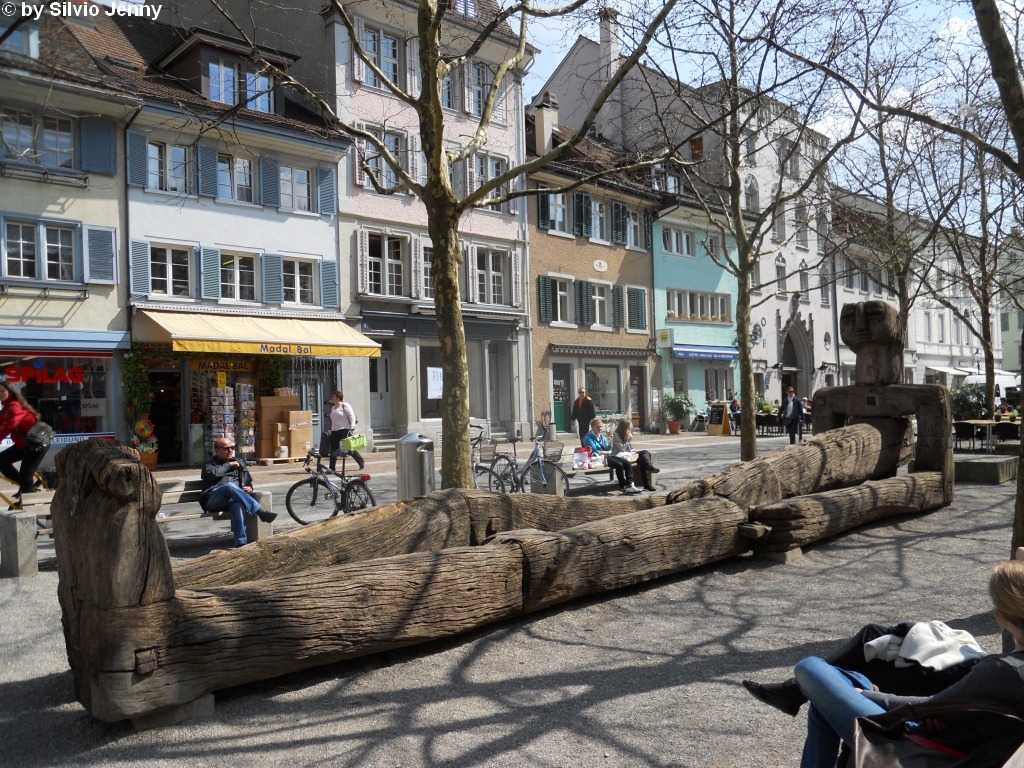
[285,447,376,525]
[489,435,570,495]
[469,424,505,492]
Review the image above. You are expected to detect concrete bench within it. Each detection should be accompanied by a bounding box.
[1,480,273,578]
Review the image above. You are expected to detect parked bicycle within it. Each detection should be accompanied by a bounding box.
[470,424,505,492]
[489,436,570,495]
[285,447,376,525]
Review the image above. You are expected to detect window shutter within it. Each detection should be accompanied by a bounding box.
[352,18,365,83]
[573,193,585,236]
[574,278,583,322]
[638,288,647,329]
[317,166,336,214]
[409,135,419,191]
[613,202,628,244]
[353,125,367,187]
[643,209,653,250]
[85,228,117,284]
[537,183,550,229]
[262,253,284,303]
[575,280,594,326]
[510,249,521,307]
[612,285,624,328]
[126,131,147,187]
[197,144,218,197]
[260,156,280,207]
[319,257,339,308]
[80,118,116,175]
[494,76,506,123]
[128,240,150,296]
[507,176,518,215]
[357,229,369,294]
[411,236,423,299]
[538,275,552,322]
[581,193,592,238]
[462,63,472,113]
[406,37,420,98]
[464,244,478,302]
[466,157,476,196]
[627,287,647,330]
[200,247,221,299]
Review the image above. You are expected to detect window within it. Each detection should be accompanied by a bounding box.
[147,142,188,193]
[470,64,486,117]
[367,233,405,296]
[363,128,399,190]
[550,277,571,322]
[592,284,609,326]
[667,289,730,321]
[45,227,74,281]
[626,210,641,248]
[422,247,434,298]
[3,109,75,170]
[937,312,945,343]
[662,227,693,256]
[842,257,854,289]
[0,22,36,57]
[472,153,508,211]
[778,137,799,178]
[666,173,681,193]
[280,165,311,211]
[209,60,237,105]
[476,248,508,304]
[283,259,315,304]
[816,211,827,253]
[454,0,477,18]
[772,208,786,241]
[858,269,869,293]
[220,253,256,301]
[795,201,809,249]
[245,72,273,113]
[744,178,759,211]
[384,133,402,189]
[5,222,36,278]
[441,73,455,109]
[751,256,761,292]
[799,261,809,295]
[820,267,830,305]
[776,256,787,292]
[2,108,34,162]
[363,27,400,89]
[705,235,721,259]
[690,137,703,161]
[41,117,73,169]
[591,200,607,240]
[549,192,568,232]
[216,155,254,202]
[953,317,962,345]
[924,311,932,342]
[150,246,190,296]
[744,129,756,164]
[1001,312,1009,332]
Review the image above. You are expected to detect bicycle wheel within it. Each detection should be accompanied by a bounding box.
[285,477,340,525]
[342,479,376,513]
[473,464,506,493]
[525,460,570,496]
[489,455,518,492]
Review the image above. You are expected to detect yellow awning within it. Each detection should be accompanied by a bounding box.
[134,310,381,357]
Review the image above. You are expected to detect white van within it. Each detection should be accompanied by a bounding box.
[961,372,1021,404]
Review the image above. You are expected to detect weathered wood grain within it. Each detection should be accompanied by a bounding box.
[85,546,523,721]
[839,302,904,385]
[750,472,947,552]
[488,497,747,612]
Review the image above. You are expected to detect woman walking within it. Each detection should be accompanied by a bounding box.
[328,391,365,471]
[612,419,660,492]
[0,382,46,499]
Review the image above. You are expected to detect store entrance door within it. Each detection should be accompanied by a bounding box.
[369,352,392,427]
[629,366,647,430]
[551,363,572,432]
[292,374,330,434]
[148,371,182,464]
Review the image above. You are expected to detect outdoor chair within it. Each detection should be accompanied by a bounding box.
[995,422,1020,442]
[953,422,976,452]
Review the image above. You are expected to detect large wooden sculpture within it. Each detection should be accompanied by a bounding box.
[50,302,951,726]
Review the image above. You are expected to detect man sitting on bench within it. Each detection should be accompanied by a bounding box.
[200,438,276,548]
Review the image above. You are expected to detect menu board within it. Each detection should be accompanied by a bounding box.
[708,404,726,425]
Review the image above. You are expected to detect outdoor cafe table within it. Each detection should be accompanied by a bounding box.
[955,419,1003,454]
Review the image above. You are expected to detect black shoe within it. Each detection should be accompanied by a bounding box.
[256,509,277,524]
[649,466,661,473]
[643,485,657,492]
[357,460,365,470]
[741,680,806,717]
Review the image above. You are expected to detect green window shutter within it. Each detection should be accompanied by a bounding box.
[573,193,585,236]
[611,202,625,244]
[643,210,653,250]
[581,193,592,238]
[627,287,647,330]
[538,275,552,322]
[574,279,583,322]
[537,184,550,230]
[579,280,594,325]
[612,285,624,327]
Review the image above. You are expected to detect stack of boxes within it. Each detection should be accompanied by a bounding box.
[255,395,313,460]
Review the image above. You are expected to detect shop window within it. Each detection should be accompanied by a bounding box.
[150,245,191,296]
[147,141,188,192]
[585,365,620,412]
[283,259,315,304]
[220,253,257,301]
[419,344,444,419]
[476,248,508,305]
[217,154,253,202]
[279,165,311,211]
[367,233,405,296]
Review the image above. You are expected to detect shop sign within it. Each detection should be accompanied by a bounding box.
[81,399,106,414]
[656,329,673,348]
[0,432,115,448]
[189,361,255,372]
[257,344,314,355]
[3,365,85,384]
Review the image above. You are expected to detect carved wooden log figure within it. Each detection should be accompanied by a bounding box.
[48,301,952,724]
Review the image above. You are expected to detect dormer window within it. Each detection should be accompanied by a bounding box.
[209,59,237,105]
[245,72,272,112]
[454,0,477,18]
[0,22,38,58]
[208,58,273,112]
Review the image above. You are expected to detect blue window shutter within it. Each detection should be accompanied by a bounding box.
[262,254,284,304]
[317,166,336,214]
[80,118,117,175]
[260,156,280,207]
[129,239,150,295]
[197,144,218,197]
[86,228,116,284]
[319,258,339,308]
[200,247,221,299]
[126,131,147,187]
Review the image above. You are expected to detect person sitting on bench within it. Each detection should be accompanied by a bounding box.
[612,419,660,492]
[584,418,641,494]
[200,438,276,548]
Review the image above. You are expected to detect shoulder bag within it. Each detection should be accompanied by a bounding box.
[16,421,55,452]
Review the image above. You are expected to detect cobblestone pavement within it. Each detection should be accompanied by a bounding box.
[0,439,1014,767]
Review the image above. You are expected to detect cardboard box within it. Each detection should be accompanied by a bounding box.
[257,439,277,459]
[288,427,313,454]
[285,410,313,428]
[273,422,288,433]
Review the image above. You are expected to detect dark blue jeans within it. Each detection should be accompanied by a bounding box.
[205,483,261,547]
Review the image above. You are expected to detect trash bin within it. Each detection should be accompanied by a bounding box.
[396,433,436,500]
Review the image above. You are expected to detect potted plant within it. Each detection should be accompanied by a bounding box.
[1011,411,1018,423]
[667,311,677,319]
[663,391,695,434]
[700,313,709,320]
[690,313,699,320]
[720,314,730,323]
[133,419,159,469]
[951,383,986,421]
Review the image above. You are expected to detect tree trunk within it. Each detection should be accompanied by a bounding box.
[982,319,996,417]
[737,250,758,461]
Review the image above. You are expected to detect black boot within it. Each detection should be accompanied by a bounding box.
[741,679,807,716]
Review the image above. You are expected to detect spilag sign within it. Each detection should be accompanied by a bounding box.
[4,363,85,384]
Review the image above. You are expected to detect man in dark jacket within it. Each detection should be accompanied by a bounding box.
[782,387,803,444]
[569,387,597,446]
[201,437,275,547]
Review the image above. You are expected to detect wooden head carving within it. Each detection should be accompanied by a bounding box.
[839,301,904,385]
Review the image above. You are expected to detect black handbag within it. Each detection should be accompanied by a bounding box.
[16,421,55,452]
[852,698,1024,768]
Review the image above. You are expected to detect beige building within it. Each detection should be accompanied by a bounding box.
[527,98,660,439]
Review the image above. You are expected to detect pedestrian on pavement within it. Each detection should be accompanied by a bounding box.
[0,381,48,499]
[200,437,276,547]
[570,387,597,446]
[783,387,803,444]
[328,391,364,471]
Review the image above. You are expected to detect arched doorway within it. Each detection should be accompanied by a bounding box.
[781,322,813,399]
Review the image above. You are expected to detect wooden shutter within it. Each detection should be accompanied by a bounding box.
[573,193,592,237]
[466,157,476,196]
[493,76,506,123]
[126,131,147,187]
[538,275,552,322]
[200,247,221,299]
[507,176,518,215]
[197,144,218,197]
[612,285,624,328]
[128,239,150,296]
[612,202,628,244]
[352,18,365,83]
[411,236,423,299]
[357,229,369,294]
[262,254,284,304]
[462,63,473,113]
[406,37,420,98]
[317,166,336,214]
[510,249,521,307]
[319,258,339,308]
[260,156,280,207]
[575,280,594,326]
[85,227,117,284]
[643,209,653,250]
[537,183,550,229]
[353,125,367,187]
[627,287,647,330]
[464,244,478,302]
[80,118,116,175]
[408,135,419,190]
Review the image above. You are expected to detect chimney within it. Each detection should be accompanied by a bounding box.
[599,7,620,81]
[534,91,559,154]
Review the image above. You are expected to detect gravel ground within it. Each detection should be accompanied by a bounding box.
[0,465,1014,767]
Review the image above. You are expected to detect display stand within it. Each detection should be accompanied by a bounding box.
[707,402,730,436]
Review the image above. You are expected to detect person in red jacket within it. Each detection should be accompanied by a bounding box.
[0,381,46,497]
